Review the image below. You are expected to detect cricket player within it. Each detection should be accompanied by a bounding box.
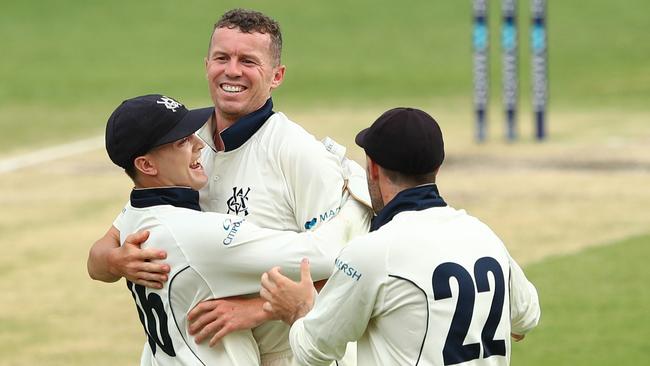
[87,9,361,365]
[103,94,371,365]
[261,108,541,365]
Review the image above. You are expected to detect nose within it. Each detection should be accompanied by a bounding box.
[190,134,205,150]
[224,59,242,77]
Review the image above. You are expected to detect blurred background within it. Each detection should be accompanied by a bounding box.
[1,0,649,364]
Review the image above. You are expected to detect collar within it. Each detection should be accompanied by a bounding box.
[370,184,447,231]
[130,187,201,211]
[197,98,275,152]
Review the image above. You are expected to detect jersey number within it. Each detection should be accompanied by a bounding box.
[127,281,176,357]
[432,257,506,365]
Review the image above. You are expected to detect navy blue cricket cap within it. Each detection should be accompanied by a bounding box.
[105,94,213,169]
[355,107,444,175]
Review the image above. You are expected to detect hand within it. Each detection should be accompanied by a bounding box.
[260,258,315,325]
[188,296,269,347]
[511,333,526,342]
[108,230,169,289]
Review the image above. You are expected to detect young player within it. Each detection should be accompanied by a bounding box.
[103,94,371,365]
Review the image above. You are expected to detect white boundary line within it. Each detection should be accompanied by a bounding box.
[0,136,104,174]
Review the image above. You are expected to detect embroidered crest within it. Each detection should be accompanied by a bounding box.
[156,96,182,112]
[226,187,250,216]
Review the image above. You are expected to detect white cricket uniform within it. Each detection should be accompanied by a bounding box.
[289,203,540,365]
[194,99,356,365]
[114,186,371,366]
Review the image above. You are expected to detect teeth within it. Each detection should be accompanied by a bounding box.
[190,159,202,169]
[221,84,243,93]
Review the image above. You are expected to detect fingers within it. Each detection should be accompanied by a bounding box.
[209,326,232,347]
[262,301,273,313]
[260,271,276,292]
[299,258,312,285]
[259,285,272,302]
[511,333,526,342]
[194,316,225,344]
[138,248,168,262]
[132,278,164,289]
[188,300,219,324]
[125,230,150,246]
[137,260,170,275]
[266,266,286,283]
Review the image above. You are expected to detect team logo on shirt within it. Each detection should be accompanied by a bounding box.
[222,218,244,245]
[304,218,317,230]
[304,207,340,230]
[226,187,250,216]
[334,258,362,281]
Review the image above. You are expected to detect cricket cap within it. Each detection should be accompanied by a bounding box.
[105,94,213,169]
[355,107,444,175]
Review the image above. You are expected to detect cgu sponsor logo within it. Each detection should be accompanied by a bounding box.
[222,218,244,246]
[334,258,362,281]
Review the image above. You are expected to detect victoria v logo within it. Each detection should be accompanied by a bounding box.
[227,187,251,216]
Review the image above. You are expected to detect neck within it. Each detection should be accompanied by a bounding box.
[214,112,237,132]
[379,178,416,207]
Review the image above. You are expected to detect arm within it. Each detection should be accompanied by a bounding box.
[87,226,170,288]
[281,132,345,231]
[509,255,541,338]
[260,258,317,325]
[188,296,269,346]
[185,197,371,345]
[264,242,382,365]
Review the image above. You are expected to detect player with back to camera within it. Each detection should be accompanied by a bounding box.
[260,108,541,365]
[87,9,364,365]
[102,94,371,365]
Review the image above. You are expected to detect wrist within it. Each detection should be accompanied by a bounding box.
[106,246,123,279]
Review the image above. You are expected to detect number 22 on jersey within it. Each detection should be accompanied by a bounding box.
[432,257,507,365]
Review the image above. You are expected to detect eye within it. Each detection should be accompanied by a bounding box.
[177,137,189,146]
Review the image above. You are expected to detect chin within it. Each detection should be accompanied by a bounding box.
[191,177,209,191]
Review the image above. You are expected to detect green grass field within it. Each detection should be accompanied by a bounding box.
[1,0,649,153]
[511,234,650,365]
[1,1,649,364]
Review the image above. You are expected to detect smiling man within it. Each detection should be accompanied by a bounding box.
[104,94,370,365]
[87,9,356,366]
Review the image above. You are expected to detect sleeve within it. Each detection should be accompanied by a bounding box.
[289,238,384,365]
[279,130,345,232]
[111,201,130,232]
[183,197,372,299]
[508,255,541,335]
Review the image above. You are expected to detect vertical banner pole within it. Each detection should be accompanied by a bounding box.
[531,0,548,140]
[473,0,489,142]
[502,0,518,141]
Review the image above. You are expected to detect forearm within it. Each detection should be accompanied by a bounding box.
[87,239,120,282]
[87,227,121,282]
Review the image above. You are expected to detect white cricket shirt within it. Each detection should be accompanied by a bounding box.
[289,202,540,366]
[194,100,349,362]
[118,187,370,366]
[196,100,345,233]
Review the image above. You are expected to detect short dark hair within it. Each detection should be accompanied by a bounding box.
[380,166,437,187]
[124,164,138,183]
[210,8,283,66]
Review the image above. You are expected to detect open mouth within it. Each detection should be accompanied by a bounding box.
[220,83,246,93]
[190,158,202,170]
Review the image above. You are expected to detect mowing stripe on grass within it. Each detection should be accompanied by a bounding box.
[0,136,103,174]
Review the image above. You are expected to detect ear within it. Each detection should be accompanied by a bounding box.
[366,156,380,181]
[133,155,158,177]
[204,57,209,79]
[270,64,286,89]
